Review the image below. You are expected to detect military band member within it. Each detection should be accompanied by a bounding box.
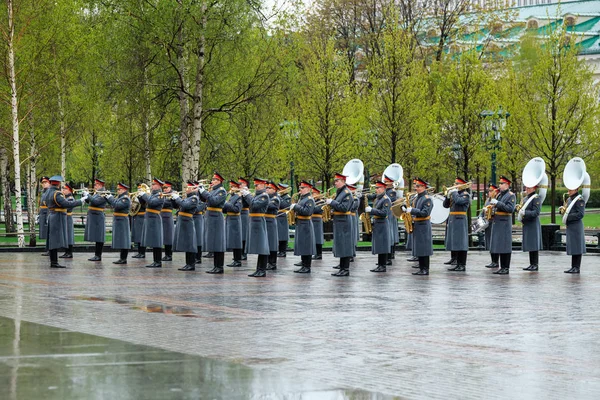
[326,173,354,276]
[224,180,243,267]
[59,183,79,259]
[105,183,132,264]
[483,184,500,269]
[239,177,251,260]
[348,183,359,263]
[563,187,586,274]
[83,179,108,261]
[277,183,291,257]
[519,185,542,271]
[46,176,84,268]
[242,178,270,277]
[311,187,324,260]
[131,182,147,259]
[193,182,206,264]
[198,172,227,274]
[384,175,399,264]
[173,182,199,271]
[403,178,433,276]
[39,176,50,256]
[265,182,281,269]
[365,180,391,272]
[139,178,165,268]
[290,181,316,273]
[406,191,417,262]
[443,177,471,272]
[489,175,516,275]
[160,181,176,262]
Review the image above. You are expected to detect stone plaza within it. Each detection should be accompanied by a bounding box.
[0,250,599,399]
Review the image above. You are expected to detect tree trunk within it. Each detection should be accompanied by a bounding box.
[550,173,556,224]
[27,116,37,246]
[143,109,151,182]
[186,2,206,183]
[7,0,25,247]
[177,6,190,187]
[0,148,15,234]
[56,77,67,178]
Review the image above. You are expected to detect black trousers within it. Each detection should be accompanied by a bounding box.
[233,248,242,261]
[491,253,499,263]
[119,249,128,260]
[316,244,322,256]
[185,252,196,265]
[572,254,582,268]
[242,241,246,255]
[136,243,146,255]
[457,251,468,265]
[339,256,351,270]
[529,251,539,266]
[500,253,511,269]
[50,249,58,263]
[164,244,173,256]
[95,242,104,257]
[418,256,430,270]
[257,254,269,270]
[278,241,287,252]
[269,251,277,264]
[196,246,202,261]
[378,253,387,266]
[213,252,225,268]
[301,255,312,267]
[153,248,162,263]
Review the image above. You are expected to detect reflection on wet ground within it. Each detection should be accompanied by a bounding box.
[0,251,599,399]
[0,316,390,400]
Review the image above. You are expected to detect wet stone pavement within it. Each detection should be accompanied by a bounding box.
[0,250,599,399]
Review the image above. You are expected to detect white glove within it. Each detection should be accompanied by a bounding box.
[82,190,89,197]
[241,188,250,196]
[401,205,406,212]
[356,193,363,199]
[106,194,113,200]
[406,207,412,213]
[289,204,296,210]
[490,199,498,205]
[365,206,372,213]
[518,209,525,218]
[170,192,180,200]
[198,187,206,194]
[448,188,458,195]
[81,194,89,202]
[325,198,333,205]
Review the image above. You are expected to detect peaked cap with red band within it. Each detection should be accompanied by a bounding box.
[238,177,249,186]
[153,178,164,186]
[117,183,129,190]
[229,180,240,188]
[300,181,312,189]
[499,175,511,185]
[64,183,73,192]
[455,177,467,184]
[488,183,499,190]
[162,181,173,188]
[334,173,347,181]
[94,178,105,185]
[40,176,50,183]
[375,180,386,188]
[212,172,225,182]
[312,187,321,194]
[413,177,427,186]
[254,178,268,185]
[267,181,278,190]
[383,175,394,183]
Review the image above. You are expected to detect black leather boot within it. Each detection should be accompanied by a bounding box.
[523,265,538,271]
[493,267,509,275]
[448,265,466,271]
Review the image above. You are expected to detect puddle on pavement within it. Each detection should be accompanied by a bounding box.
[67,295,201,318]
[0,316,401,399]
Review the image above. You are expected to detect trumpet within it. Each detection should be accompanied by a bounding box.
[160,191,182,199]
[73,187,93,193]
[442,182,472,196]
[278,187,291,196]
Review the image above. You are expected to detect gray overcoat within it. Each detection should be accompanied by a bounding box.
[265,194,280,252]
[245,190,269,255]
[386,188,399,245]
[131,196,146,244]
[64,194,80,246]
[351,196,359,246]
[193,197,206,249]
[161,198,176,246]
[46,187,81,250]
[410,192,434,257]
[293,194,316,256]
[107,194,131,250]
[39,188,49,240]
[489,190,516,254]
[370,194,391,255]
[520,193,542,252]
[140,190,165,248]
[224,193,243,250]
[199,184,227,252]
[481,198,493,251]
[311,205,324,245]
[565,194,586,256]
[241,194,251,242]
[443,190,471,251]
[330,185,355,258]
[277,194,290,240]
[173,195,198,253]
[84,193,108,243]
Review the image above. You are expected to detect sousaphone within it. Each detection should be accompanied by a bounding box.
[522,157,548,204]
[383,163,404,197]
[343,159,364,190]
[563,157,590,204]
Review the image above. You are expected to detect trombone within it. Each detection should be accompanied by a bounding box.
[160,191,183,199]
[441,182,472,196]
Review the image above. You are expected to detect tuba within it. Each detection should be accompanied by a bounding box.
[343,159,365,191]
[129,183,150,216]
[383,163,404,198]
[560,157,590,222]
[519,157,548,216]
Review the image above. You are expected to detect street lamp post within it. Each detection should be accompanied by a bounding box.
[480,108,510,185]
[451,143,461,177]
